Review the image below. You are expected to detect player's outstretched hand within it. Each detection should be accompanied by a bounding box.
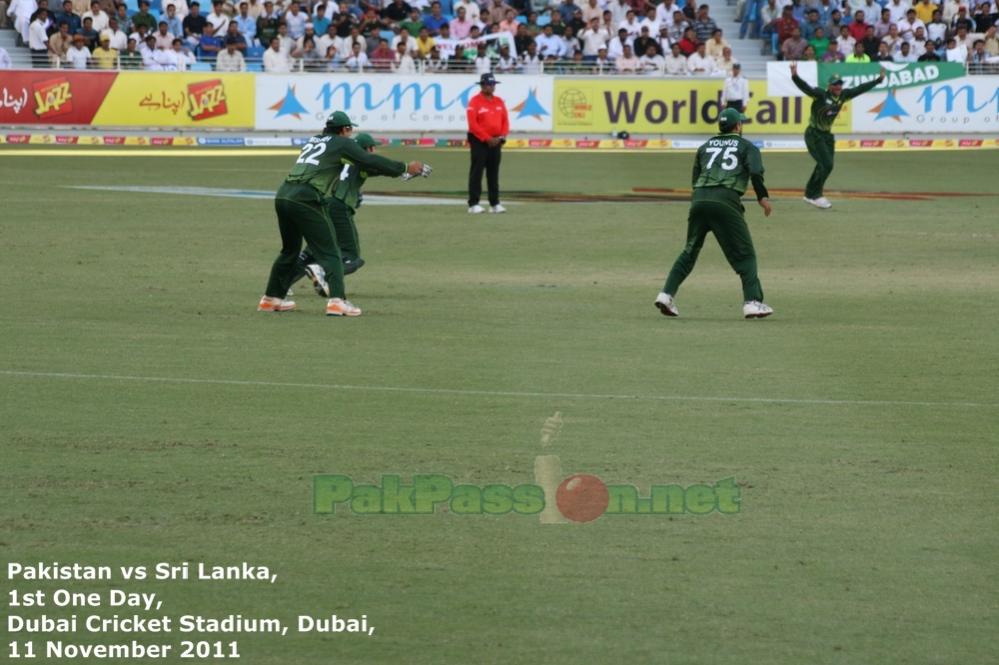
[406,161,424,176]
[758,198,772,217]
[420,163,433,178]
[789,61,797,76]
[877,66,887,81]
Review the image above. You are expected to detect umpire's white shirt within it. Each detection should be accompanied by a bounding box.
[723,74,749,105]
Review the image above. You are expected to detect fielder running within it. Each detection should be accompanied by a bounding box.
[790,62,885,209]
[655,108,774,320]
[258,111,431,317]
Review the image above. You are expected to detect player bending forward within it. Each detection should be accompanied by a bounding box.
[258,111,431,317]
[791,62,885,209]
[655,108,774,320]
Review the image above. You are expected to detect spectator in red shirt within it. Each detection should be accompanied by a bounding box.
[774,5,800,46]
[848,10,868,42]
[466,73,510,214]
[677,26,698,55]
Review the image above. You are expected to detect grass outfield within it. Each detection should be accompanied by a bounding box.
[1,148,996,664]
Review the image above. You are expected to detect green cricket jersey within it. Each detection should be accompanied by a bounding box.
[691,133,769,208]
[791,74,881,133]
[285,134,406,204]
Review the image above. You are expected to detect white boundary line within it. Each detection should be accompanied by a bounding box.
[0,370,993,409]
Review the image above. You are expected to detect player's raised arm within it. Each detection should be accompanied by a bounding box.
[789,61,820,98]
[843,67,887,100]
[341,139,411,178]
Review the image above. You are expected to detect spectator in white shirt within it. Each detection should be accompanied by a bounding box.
[495,43,517,71]
[944,35,967,61]
[216,39,247,69]
[897,8,925,40]
[392,26,418,54]
[722,62,749,111]
[0,46,12,68]
[639,6,660,34]
[687,41,717,74]
[638,42,665,72]
[472,42,491,73]
[153,20,175,49]
[172,38,194,69]
[615,43,639,71]
[536,24,565,59]
[580,17,610,56]
[656,24,671,53]
[66,33,91,68]
[618,9,641,39]
[656,0,677,27]
[521,40,543,72]
[344,40,368,70]
[29,10,49,66]
[206,0,231,36]
[894,39,919,60]
[664,41,688,74]
[454,0,480,21]
[82,0,108,31]
[105,17,128,50]
[606,27,632,59]
[887,0,910,24]
[263,36,291,70]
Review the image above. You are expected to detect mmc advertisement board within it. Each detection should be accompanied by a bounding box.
[254,74,553,132]
[0,71,254,127]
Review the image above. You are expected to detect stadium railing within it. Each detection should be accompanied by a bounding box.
[4,50,997,75]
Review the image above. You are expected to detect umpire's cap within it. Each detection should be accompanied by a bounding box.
[325,110,358,131]
[718,107,749,132]
[479,73,499,86]
[355,132,378,150]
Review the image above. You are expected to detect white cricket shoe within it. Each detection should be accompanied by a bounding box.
[468,204,486,214]
[325,298,361,317]
[257,296,296,312]
[654,292,679,317]
[489,204,507,214]
[803,196,832,209]
[743,301,774,319]
[304,263,331,297]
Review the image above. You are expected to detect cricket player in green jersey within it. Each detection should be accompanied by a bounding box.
[790,62,885,209]
[258,111,430,317]
[655,108,775,320]
[288,132,384,292]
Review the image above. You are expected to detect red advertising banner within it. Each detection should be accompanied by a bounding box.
[0,70,118,125]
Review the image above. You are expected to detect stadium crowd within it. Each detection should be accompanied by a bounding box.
[741,0,999,68]
[2,0,753,73]
[2,0,995,71]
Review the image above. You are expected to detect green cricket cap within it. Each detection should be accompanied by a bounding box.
[827,74,844,86]
[718,107,749,130]
[325,110,358,129]
[355,132,377,150]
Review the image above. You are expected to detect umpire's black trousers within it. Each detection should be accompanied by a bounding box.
[467,134,502,207]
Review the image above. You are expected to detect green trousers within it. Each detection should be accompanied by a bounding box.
[804,126,835,199]
[264,182,346,300]
[663,199,764,302]
[329,199,360,262]
[290,198,360,284]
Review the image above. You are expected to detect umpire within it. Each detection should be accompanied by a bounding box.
[466,72,510,215]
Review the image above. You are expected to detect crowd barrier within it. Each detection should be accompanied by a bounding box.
[2,69,996,134]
